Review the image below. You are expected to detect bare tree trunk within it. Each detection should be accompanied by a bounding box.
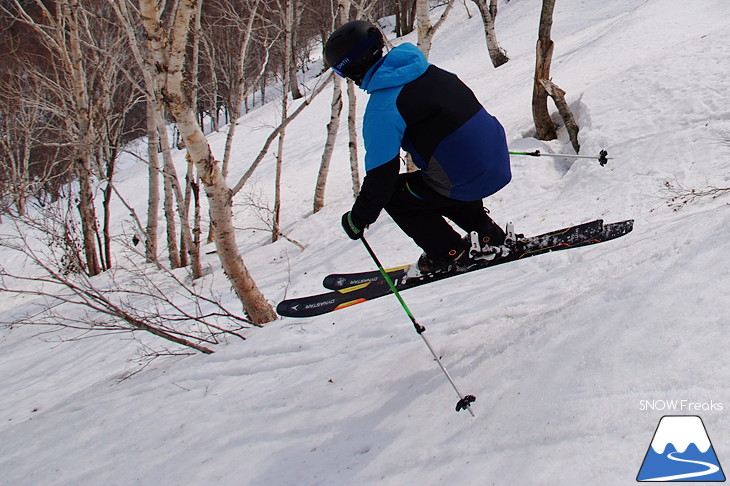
[183,154,203,279]
[273,0,294,241]
[199,39,221,133]
[155,104,197,272]
[139,0,276,324]
[416,0,455,58]
[77,163,102,276]
[110,0,161,264]
[161,135,181,268]
[117,0,194,270]
[313,76,342,213]
[288,0,304,100]
[314,0,356,212]
[64,0,102,276]
[532,0,558,140]
[101,151,115,271]
[180,0,203,270]
[221,0,263,179]
[395,0,416,36]
[273,132,284,243]
[222,45,274,178]
[145,102,160,263]
[471,0,509,67]
[190,179,203,278]
[154,112,187,270]
[346,79,361,197]
[232,72,334,195]
[416,0,432,56]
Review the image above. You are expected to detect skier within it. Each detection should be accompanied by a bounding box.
[324,20,512,276]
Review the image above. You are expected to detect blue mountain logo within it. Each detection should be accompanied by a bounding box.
[637,415,725,482]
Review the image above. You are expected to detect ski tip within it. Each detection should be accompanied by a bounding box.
[275,301,293,317]
[322,275,345,289]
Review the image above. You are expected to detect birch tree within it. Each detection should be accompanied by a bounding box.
[287,0,304,101]
[91,41,144,272]
[394,0,416,36]
[345,74,361,197]
[271,0,296,242]
[313,0,385,212]
[110,0,165,264]
[208,0,267,178]
[137,0,276,324]
[470,0,509,67]
[2,0,106,276]
[313,0,347,213]
[415,0,455,58]
[112,0,201,273]
[345,0,385,197]
[0,67,63,216]
[232,72,334,195]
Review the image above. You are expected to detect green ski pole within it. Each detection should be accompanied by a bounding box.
[509,149,611,166]
[360,235,476,416]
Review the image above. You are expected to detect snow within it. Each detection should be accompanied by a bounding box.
[2,0,730,484]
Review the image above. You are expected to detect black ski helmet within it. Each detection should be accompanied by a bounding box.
[324,20,384,84]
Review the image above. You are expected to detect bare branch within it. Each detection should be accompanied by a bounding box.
[231,71,335,195]
[0,206,255,355]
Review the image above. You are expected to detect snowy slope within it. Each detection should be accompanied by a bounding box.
[2,0,730,485]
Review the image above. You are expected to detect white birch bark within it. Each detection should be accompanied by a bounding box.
[313,76,343,213]
[416,0,455,58]
[232,73,334,195]
[346,79,361,197]
[313,0,348,212]
[471,0,509,67]
[272,0,295,242]
[145,103,161,263]
[61,0,102,275]
[138,0,276,323]
[221,0,262,179]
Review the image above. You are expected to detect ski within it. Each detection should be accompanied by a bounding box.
[323,219,604,290]
[276,219,633,318]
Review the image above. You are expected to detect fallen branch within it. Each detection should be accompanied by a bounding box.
[539,78,580,153]
[0,211,252,355]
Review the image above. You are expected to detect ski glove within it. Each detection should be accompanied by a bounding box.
[342,211,364,240]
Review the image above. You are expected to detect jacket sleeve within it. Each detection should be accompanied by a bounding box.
[350,156,400,228]
[362,89,406,172]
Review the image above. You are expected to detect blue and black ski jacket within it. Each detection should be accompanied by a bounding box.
[351,43,511,228]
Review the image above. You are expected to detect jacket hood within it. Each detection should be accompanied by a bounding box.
[360,43,429,93]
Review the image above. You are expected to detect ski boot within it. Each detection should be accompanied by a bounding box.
[405,244,471,280]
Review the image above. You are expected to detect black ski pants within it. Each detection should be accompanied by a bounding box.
[384,172,505,258]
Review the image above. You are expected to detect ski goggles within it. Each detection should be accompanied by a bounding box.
[331,35,378,78]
